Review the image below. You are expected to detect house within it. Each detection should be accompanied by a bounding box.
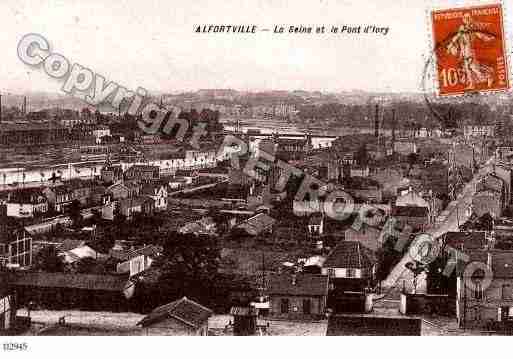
[321,241,376,291]
[395,187,440,223]
[0,225,32,268]
[391,205,429,232]
[350,165,370,178]
[8,272,136,309]
[463,124,495,139]
[137,297,213,335]
[276,138,309,161]
[6,189,48,218]
[106,182,131,200]
[112,244,162,277]
[61,244,105,264]
[43,185,74,213]
[235,213,275,236]
[230,306,258,336]
[308,214,324,237]
[92,125,110,144]
[267,273,329,318]
[101,164,123,184]
[124,165,160,182]
[427,231,490,297]
[344,224,382,252]
[456,251,513,329]
[476,173,505,208]
[421,163,449,197]
[140,182,168,211]
[442,231,489,252]
[345,177,383,203]
[178,217,217,236]
[0,291,16,333]
[472,190,503,219]
[89,185,107,205]
[494,165,513,205]
[394,140,417,155]
[118,196,155,219]
[66,179,94,206]
[396,188,429,208]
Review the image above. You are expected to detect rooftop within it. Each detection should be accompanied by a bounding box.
[8,272,130,292]
[137,296,213,328]
[323,241,375,269]
[267,273,329,297]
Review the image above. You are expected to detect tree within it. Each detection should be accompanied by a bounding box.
[154,232,220,301]
[355,144,369,166]
[67,199,83,229]
[33,245,64,272]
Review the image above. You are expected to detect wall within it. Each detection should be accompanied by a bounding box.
[321,268,363,279]
[399,293,454,316]
[143,317,207,335]
[457,277,513,326]
[269,295,325,317]
[327,315,422,335]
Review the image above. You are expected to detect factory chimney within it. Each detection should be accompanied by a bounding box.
[391,109,396,143]
[374,104,379,138]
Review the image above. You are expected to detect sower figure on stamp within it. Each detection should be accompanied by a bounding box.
[446,13,495,90]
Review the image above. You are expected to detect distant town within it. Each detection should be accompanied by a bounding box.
[1,88,513,335]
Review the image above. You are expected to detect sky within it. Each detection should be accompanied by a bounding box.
[0,0,512,94]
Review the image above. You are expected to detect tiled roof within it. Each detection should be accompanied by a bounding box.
[137,297,212,328]
[392,205,429,218]
[323,241,375,269]
[267,273,329,297]
[237,213,275,235]
[111,244,163,261]
[442,231,487,251]
[8,188,47,204]
[140,183,166,196]
[58,239,86,252]
[119,196,153,208]
[8,272,130,292]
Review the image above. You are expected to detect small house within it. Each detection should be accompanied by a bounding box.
[137,297,213,335]
[267,273,329,318]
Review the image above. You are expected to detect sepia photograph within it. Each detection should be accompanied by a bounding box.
[2,0,513,354]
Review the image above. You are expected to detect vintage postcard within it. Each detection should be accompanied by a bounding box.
[1,1,513,356]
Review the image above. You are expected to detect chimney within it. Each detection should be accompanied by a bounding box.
[391,109,396,143]
[487,251,492,268]
[374,104,379,138]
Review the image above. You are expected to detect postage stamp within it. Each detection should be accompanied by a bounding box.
[431,3,509,96]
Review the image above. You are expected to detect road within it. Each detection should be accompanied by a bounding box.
[381,157,496,294]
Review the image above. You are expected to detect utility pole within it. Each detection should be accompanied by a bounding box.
[456,205,460,229]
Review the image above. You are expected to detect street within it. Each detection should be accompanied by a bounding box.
[381,157,496,295]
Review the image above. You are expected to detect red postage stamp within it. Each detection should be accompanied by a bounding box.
[431,4,509,96]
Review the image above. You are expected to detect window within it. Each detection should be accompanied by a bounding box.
[503,284,512,300]
[346,268,356,278]
[280,298,289,314]
[474,282,483,300]
[303,299,311,315]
